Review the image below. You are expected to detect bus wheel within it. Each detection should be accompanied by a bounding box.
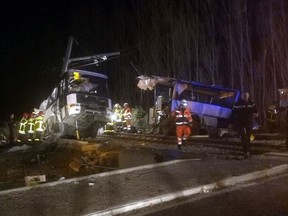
[90,124,99,138]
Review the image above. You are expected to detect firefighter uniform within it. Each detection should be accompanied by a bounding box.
[104,104,122,135]
[122,103,132,132]
[17,113,29,142]
[34,111,46,141]
[175,99,192,149]
[113,103,123,132]
[26,113,36,142]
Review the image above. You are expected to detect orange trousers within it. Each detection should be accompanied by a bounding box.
[176,125,191,145]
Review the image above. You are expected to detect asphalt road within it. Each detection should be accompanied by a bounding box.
[137,174,288,216]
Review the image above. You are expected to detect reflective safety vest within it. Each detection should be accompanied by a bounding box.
[35,115,46,132]
[175,107,192,125]
[123,107,132,121]
[18,117,28,135]
[27,117,35,134]
[114,108,122,122]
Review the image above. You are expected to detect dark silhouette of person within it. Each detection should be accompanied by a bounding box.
[8,114,16,144]
[230,92,258,158]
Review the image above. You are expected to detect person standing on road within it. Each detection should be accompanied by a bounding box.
[230,91,258,158]
[174,99,193,150]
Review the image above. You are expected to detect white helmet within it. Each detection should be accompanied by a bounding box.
[181,99,188,106]
[114,103,120,109]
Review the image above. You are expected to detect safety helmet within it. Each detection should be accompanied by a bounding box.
[123,103,128,107]
[181,99,188,107]
[114,103,120,109]
[23,112,29,118]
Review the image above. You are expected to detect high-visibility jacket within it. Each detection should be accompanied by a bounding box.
[35,115,46,132]
[175,107,192,125]
[114,108,122,123]
[123,107,132,121]
[26,117,35,134]
[18,117,28,135]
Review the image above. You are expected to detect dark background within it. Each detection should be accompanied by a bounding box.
[0,1,124,120]
[1,0,288,124]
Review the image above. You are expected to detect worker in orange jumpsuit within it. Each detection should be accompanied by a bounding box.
[122,103,132,132]
[175,99,192,150]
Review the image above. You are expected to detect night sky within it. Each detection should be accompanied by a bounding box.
[0,1,122,121]
[1,0,287,123]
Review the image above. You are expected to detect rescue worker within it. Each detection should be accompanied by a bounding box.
[122,103,132,132]
[34,111,46,141]
[104,104,121,135]
[17,112,29,143]
[26,113,36,142]
[113,103,123,132]
[230,92,258,158]
[104,118,115,135]
[8,114,16,144]
[174,99,193,150]
[266,103,278,132]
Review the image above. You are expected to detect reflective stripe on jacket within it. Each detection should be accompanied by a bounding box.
[123,108,132,120]
[175,107,192,125]
[35,116,46,132]
[27,118,35,134]
[18,118,28,134]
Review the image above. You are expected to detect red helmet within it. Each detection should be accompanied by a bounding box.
[23,113,29,118]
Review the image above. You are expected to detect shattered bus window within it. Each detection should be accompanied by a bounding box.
[68,74,108,96]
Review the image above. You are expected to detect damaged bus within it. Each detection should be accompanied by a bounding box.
[40,69,112,139]
[137,76,240,136]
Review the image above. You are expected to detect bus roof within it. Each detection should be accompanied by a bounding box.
[137,75,238,92]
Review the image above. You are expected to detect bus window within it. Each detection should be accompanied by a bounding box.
[217,91,236,108]
[191,87,215,104]
[68,74,108,97]
[156,85,171,104]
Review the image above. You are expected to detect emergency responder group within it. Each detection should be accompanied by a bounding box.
[108,100,192,150]
[10,91,259,159]
[16,110,46,143]
[104,102,132,134]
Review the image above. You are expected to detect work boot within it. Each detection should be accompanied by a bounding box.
[177,144,182,150]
